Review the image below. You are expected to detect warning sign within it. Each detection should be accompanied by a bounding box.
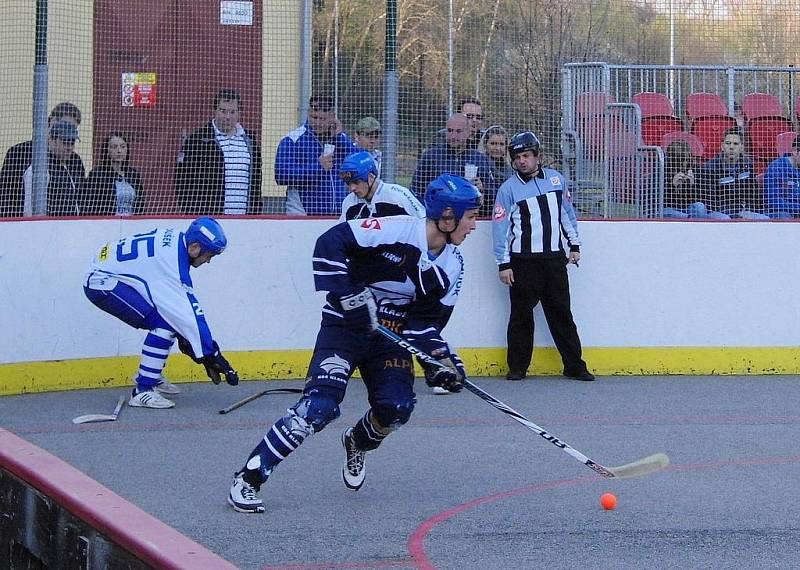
[122,73,157,108]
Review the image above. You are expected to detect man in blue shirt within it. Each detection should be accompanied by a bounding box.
[275,95,357,215]
[764,137,800,218]
[411,113,496,216]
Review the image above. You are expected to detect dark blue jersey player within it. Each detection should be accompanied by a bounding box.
[228,174,482,513]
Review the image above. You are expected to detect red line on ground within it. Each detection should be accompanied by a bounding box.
[406,454,800,569]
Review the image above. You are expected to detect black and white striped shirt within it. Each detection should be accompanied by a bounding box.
[213,121,251,214]
[492,168,580,269]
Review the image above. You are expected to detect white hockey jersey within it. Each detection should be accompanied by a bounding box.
[339,181,426,222]
[84,227,215,359]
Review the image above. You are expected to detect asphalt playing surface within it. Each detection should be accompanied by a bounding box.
[2,374,800,569]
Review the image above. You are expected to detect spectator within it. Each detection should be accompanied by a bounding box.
[662,140,701,218]
[0,102,85,217]
[412,113,496,216]
[339,151,425,221]
[696,128,767,219]
[83,132,144,216]
[275,95,357,215]
[353,116,382,175]
[478,125,514,185]
[175,88,262,215]
[763,137,800,218]
[492,131,594,382]
[435,97,486,150]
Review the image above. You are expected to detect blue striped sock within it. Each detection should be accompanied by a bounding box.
[135,328,175,390]
[243,416,308,486]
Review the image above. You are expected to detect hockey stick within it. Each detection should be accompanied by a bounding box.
[376,325,669,479]
[218,388,303,415]
[72,395,126,425]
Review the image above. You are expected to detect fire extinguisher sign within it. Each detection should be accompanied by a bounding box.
[122,73,157,108]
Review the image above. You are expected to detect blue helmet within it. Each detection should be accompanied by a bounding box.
[424,174,482,221]
[185,217,227,255]
[339,151,378,183]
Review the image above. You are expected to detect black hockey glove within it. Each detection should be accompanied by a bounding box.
[339,288,378,333]
[201,343,239,386]
[424,352,465,393]
[177,335,203,364]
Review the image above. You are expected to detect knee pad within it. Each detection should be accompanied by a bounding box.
[372,397,415,432]
[287,387,341,436]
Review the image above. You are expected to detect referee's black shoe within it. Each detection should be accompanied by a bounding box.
[564,368,595,381]
[505,370,526,381]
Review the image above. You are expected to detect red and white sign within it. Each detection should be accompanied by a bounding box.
[121,73,157,108]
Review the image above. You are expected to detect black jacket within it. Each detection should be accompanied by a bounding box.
[0,140,86,217]
[174,122,262,215]
[83,163,145,216]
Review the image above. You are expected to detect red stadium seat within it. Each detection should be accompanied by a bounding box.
[576,91,615,116]
[661,131,705,158]
[685,93,736,160]
[632,92,684,147]
[748,118,793,158]
[686,92,729,119]
[776,131,798,156]
[741,93,784,120]
[633,92,675,118]
[740,93,794,171]
[607,131,638,204]
[575,92,617,162]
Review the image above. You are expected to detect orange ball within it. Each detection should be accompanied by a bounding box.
[600,492,617,510]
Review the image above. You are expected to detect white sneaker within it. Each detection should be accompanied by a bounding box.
[228,472,265,513]
[341,427,366,491]
[431,386,453,395]
[154,379,181,395]
[129,389,175,409]
[130,376,181,395]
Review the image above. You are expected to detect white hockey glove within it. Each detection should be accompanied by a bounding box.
[339,288,378,333]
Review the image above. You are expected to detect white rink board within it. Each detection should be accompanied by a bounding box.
[0,218,798,364]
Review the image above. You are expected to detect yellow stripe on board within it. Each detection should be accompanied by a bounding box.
[1,347,799,396]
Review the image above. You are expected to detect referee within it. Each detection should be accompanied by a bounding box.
[491,131,594,382]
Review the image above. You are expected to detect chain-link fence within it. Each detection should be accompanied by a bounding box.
[0,0,798,219]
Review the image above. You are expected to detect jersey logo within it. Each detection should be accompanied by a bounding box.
[98,243,110,261]
[493,204,506,221]
[360,218,382,230]
[550,176,561,186]
[320,354,350,377]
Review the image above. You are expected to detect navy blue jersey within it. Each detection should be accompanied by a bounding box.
[313,215,464,343]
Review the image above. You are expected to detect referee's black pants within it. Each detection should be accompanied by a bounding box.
[506,256,587,375]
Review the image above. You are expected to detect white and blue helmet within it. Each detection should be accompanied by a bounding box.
[424,174,482,221]
[185,217,227,255]
[339,151,378,183]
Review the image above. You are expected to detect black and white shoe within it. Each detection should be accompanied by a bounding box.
[341,427,366,491]
[228,472,265,514]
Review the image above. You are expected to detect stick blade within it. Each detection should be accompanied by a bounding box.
[72,414,115,424]
[608,453,669,479]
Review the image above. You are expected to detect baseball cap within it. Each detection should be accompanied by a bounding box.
[50,121,79,142]
[355,116,381,134]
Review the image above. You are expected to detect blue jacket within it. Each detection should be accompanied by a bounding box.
[275,122,356,215]
[410,144,497,216]
[764,155,800,216]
